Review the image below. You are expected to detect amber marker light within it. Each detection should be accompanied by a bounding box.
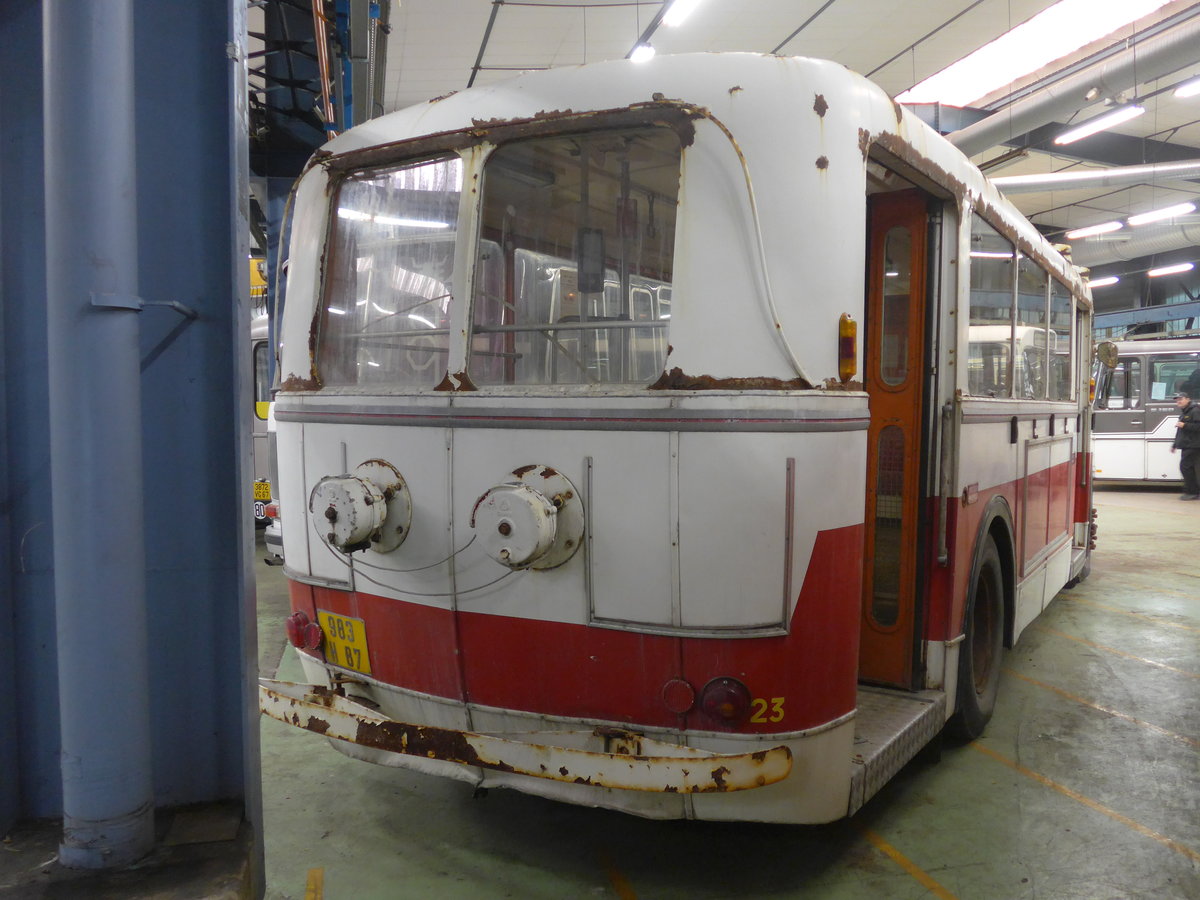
[839,313,857,382]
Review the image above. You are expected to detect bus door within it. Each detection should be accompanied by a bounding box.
[1092,354,1146,480]
[859,189,931,688]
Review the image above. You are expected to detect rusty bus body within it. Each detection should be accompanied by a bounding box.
[261,53,1096,823]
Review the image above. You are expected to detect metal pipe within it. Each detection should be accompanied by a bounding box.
[1069,220,1200,267]
[44,0,155,868]
[311,0,337,136]
[949,15,1200,158]
[991,158,1200,194]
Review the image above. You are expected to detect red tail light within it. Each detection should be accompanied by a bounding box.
[699,677,751,724]
[285,611,323,651]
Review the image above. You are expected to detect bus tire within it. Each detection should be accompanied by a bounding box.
[948,537,1004,742]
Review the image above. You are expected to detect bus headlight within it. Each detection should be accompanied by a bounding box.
[309,459,412,554]
[470,465,584,570]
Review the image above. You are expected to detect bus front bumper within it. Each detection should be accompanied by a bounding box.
[260,678,792,794]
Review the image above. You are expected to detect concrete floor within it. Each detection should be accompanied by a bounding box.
[257,487,1200,900]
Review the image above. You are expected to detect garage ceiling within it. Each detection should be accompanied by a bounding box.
[261,0,1200,317]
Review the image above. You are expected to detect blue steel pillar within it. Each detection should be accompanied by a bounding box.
[43,0,155,867]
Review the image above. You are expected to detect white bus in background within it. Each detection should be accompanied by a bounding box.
[251,313,273,526]
[1092,337,1200,482]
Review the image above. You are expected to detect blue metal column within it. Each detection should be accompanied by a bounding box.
[43,0,155,868]
[1,0,61,832]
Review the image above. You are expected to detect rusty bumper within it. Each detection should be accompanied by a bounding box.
[260,678,792,793]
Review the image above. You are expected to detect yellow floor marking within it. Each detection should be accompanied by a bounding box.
[1034,626,1199,678]
[1065,595,1200,633]
[600,851,638,900]
[305,867,324,900]
[970,742,1200,864]
[1004,669,1199,748]
[860,827,959,900]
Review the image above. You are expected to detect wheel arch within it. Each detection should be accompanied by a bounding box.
[966,495,1016,648]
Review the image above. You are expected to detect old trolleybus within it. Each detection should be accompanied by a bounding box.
[261,53,1097,823]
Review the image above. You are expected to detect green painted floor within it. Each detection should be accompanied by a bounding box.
[259,487,1200,900]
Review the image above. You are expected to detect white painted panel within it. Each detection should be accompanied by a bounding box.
[1093,435,1148,481]
[451,429,673,627]
[956,417,1019,493]
[677,431,864,629]
[1041,540,1072,613]
[1013,566,1046,640]
[302,423,451,600]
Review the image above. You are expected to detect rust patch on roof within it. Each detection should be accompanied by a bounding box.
[816,156,829,170]
[729,85,743,96]
[428,91,458,103]
[649,368,814,391]
[858,127,872,161]
[813,94,828,118]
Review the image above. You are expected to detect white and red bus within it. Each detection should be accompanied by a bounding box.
[260,53,1097,824]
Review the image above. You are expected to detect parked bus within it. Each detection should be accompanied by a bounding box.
[251,312,272,526]
[260,53,1098,824]
[1092,337,1200,482]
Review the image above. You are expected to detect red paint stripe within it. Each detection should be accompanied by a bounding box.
[294,525,863,733]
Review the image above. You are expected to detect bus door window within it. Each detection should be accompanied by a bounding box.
[253,340,270,419]
[1096,359,1141,409]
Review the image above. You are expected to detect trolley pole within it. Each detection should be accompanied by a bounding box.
[43,0,155,868]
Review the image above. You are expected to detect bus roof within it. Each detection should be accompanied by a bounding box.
[315,52,1089,305]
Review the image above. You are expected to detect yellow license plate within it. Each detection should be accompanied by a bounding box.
[253,481,272,501]
[318,611,372,675]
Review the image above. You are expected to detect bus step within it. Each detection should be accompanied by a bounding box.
[848,686,946,815]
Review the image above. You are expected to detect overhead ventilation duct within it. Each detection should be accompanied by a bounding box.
[948,13,1200,158]
[1069,220,1200,267]
[991,159,1200,193]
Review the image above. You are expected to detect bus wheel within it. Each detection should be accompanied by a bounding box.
[948,537,1004,741]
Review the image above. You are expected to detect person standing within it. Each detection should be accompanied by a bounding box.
[1170,389,1200,500]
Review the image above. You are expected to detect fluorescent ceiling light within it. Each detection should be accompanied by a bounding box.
[663,0,702,27]
[1147,262,1194,277]
[896,0,1171,106]
[1175,77,1200,99]
[630,43,655,63]
[1054,105,1145,145]
[970,251,1015,259]
[1127,201,1196,226]
[1087,276,1119,287]
[1065,221,1122,240]
[337,207,450,229]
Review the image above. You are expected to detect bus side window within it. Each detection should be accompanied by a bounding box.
[1151,357,1200,400]
[966,215,1014,398]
